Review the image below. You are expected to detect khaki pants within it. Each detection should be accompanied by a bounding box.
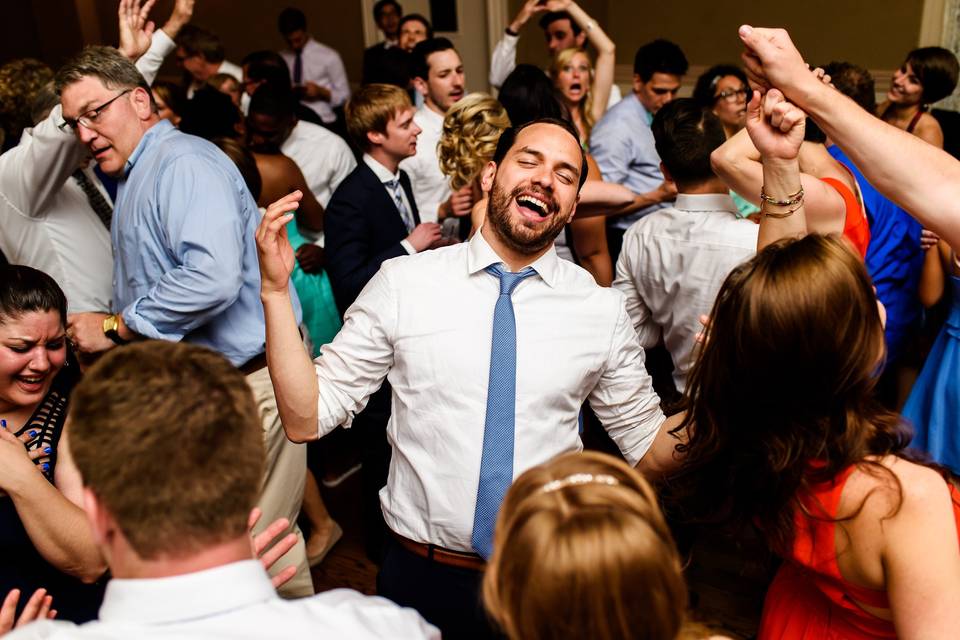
[246,366,313,598]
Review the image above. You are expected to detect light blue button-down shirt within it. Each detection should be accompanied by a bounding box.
[112,119,300,366]
[589,93,671,230]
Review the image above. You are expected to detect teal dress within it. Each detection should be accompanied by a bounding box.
[287,219,341,356]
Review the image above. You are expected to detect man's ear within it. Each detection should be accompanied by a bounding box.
[412,76,428,98]
[632,73,644,95]
[574,32,587,48]
[660,161,673,184]
[367,129,385,147]
[133,87,154,121]
[479,160,498,192]
[82,488,110,548]
[567,193,579,223]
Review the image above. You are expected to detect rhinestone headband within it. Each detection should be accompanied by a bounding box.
[540,473,620,494]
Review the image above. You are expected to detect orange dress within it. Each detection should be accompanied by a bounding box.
[758,465,960,639]
[821,176,870,259]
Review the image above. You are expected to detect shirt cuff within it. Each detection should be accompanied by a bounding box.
[401,239,417,255]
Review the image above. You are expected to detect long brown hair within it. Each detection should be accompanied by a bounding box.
[669,235,910,555]
[484,451,708,640]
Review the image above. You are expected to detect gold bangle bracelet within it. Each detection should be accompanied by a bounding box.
[760,186,804,207]
[761,200,803,219]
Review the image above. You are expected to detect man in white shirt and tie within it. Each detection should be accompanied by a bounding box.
[613,99,758,392]
[399,37,473,225]
[5,341,437,640]
[277,7,350,127]
[256,117,681,638]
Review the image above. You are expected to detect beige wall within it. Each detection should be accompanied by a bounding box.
[508,0,925,79]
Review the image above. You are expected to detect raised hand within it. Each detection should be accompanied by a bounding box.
[117,0,157,61]
[162,0,195,39]
[738,26,812,96]
[256,191,300,297]
[745,88,806,162]
[510,0,549,32]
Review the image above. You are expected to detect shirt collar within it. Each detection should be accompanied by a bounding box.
[363,153,400,183]
[673,192,740,214]
[98,560,275,625]
[467,226,560,288]
[123,119,173,177]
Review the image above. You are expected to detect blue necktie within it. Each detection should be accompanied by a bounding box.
[471,264,537,559]
[385,178,415,232]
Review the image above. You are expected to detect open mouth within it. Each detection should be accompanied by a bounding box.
[569,82,582,93]
[450,88,464,100]
[15,374,47,393]
[91,144,111,160]
[515,193,553,221]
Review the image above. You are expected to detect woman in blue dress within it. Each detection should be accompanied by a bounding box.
[904,239,960,473]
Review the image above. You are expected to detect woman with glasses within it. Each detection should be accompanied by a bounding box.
[694,65,755,217]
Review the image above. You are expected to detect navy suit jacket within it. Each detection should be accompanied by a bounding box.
[325,161,421,315]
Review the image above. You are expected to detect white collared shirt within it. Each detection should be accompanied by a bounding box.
[280,38,351,124]
[282,121,357,209]
[314,230,666,551]
[363,153,416,255]
[613,193,758,390]
[399,105,449,223]
[6,561,438,639]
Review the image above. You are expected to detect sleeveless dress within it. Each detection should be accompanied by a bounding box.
[286,219,342,356]
[758,465,960,639]
[821,176,870,259]
[903,274,960,474]
[0,356,106,622]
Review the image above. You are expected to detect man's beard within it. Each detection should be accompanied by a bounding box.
[486,179,568,256]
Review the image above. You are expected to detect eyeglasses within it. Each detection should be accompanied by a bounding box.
[59,89,132,132]
[715,87,749,103]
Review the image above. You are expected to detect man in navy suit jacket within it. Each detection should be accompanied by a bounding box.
[324,83,442,561]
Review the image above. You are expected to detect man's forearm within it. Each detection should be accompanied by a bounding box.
[262,291,320,443]
[789,77,960,250]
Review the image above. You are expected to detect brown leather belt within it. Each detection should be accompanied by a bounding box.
[239,352,267,376]
[390,531,486,571]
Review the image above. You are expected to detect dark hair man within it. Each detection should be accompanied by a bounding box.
[174,25,242,98]
[590,39,689,260]
[276,7,350,127]
[255,117,682,638]
[613,98,758,392]
[362,0,408,86]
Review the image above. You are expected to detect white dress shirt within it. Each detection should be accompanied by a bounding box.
[314,229,665,551]
[0,33,173,313]
[281,120,356,209]
[281,38,351,124]
[399,105,449,224]
[613,193,758,390]
[6,561,438,639]
[488,32,621,108]
[363,153,417,255]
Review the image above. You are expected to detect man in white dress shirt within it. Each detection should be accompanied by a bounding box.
[277,7,350,127]
[399,38,472,225]
[5,341,437,640]
[174,25,242,99]
[613,99,758,392]
[256,118,681,638]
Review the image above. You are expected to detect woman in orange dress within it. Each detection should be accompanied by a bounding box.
[672,90,960,639]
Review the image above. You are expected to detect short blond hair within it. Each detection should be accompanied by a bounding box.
[437,92,510,191]
[483,451,695,640]
[68,341,264,560]
[345,83,412,151]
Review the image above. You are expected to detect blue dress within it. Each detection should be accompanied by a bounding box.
[903,274,960,473]
[287,219,342,356]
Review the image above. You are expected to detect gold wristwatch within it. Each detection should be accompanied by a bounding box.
[102,314,129,345]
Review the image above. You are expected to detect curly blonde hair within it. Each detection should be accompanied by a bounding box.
[0,59,54,145]
[551,48,596,142]
[437,92,510,191]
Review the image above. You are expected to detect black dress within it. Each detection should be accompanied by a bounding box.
[0,356,106,622]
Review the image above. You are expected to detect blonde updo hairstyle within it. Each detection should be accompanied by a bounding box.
[437,92,511,191]
[483,451,704,640]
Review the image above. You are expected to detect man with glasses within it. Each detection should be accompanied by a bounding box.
[590,39,688,261]
[55,45,315,599]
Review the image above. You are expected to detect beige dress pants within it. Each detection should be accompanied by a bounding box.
[246,366,313,598]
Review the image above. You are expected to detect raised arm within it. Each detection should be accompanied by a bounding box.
[257,192,320,442]
[119,0,194,85]
[489,0,546,87]
[548,0,615,122]
[738,25,960,250]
